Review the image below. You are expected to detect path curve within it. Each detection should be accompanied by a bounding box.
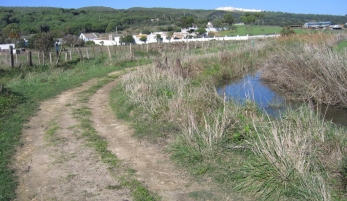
[89,77,204,201]
[12,69,207,201]
[12,78,131,201]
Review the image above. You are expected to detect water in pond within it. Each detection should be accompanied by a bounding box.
[217,73,347,127]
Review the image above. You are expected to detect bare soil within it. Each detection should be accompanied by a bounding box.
[12,70,208,201]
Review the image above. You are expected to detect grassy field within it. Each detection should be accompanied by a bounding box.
[215,25,346,37]
[216,25,284,36]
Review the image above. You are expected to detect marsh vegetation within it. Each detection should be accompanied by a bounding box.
[112,32,347,200]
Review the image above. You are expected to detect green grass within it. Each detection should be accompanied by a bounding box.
[217,25,283,36]
[336,40,347,52]
[216,25,314,37]
[44,120,61,145]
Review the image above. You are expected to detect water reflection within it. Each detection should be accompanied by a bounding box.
[217,73,347,127]
[315,104,347,127]
[217,73,288,117]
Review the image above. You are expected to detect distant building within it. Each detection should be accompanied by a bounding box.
[79,33,98,41]
[303,21,331,28]
[332,25,342,30]
[0,44,15,52]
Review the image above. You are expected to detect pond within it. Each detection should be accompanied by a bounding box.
[217,73,347,127]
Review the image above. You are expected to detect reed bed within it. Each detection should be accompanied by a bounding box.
[234,106,347,200]
[261,33,347,107]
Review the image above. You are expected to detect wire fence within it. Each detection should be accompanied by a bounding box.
[0,39,252,68]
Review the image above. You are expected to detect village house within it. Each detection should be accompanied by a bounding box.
[0,44,15,52]
[92,34,117,46]
[79,33,98,41]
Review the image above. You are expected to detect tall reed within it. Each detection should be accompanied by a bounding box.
[234,105,347,200]
[261,33,347,106]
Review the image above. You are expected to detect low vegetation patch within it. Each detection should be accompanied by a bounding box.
[111,33,347,200]
[261,33,347,107]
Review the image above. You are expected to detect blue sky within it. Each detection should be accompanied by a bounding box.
[1,0,346,16]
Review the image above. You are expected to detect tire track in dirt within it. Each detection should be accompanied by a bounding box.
[12,69,210,201]
[89,76,208,201]
[12,78,131,201]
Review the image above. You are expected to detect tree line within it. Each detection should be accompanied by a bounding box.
[1,6,346,44]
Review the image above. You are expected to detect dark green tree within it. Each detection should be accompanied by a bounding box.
[166,31,174,41]
[120,34,135,44]
[141,29,151,35]
[155,34,162,42]
[223,13,234,25]
[105,22,117,33]
[180,16,194,28]
[139,35,147,43]
[196,27,206,37]
[40,24,50,33]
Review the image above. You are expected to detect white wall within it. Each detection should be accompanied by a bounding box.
[0,44,15,50]
[93,40,117,46]
[97,34,280,46]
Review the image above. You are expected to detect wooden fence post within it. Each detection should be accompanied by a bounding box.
[107,46,111,58]
[55,50,61,66]
[42,52,45,66]
[10,46,14,67]
[49,52,52,64]
[85,48,89,59]
[27,51,33,66]
[65,52,68,62]
[77,48,83,60]
[38,52,40,64]
[69,50,72,61]
[113,46,117,56]
[92,47,96,59]
[98,46,103,57]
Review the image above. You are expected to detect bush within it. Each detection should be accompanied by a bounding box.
[280,26,295,36]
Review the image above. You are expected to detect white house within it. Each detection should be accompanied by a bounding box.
[79,33,98,41]
[0,44,15,52]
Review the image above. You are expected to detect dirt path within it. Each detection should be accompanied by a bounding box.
[12,70,207,201]
[12,78,132,201]
[89,78,205,201]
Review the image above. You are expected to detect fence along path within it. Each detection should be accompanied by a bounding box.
[0,39,256,68]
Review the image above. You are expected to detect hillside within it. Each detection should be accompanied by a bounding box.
[0,6,346,41]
